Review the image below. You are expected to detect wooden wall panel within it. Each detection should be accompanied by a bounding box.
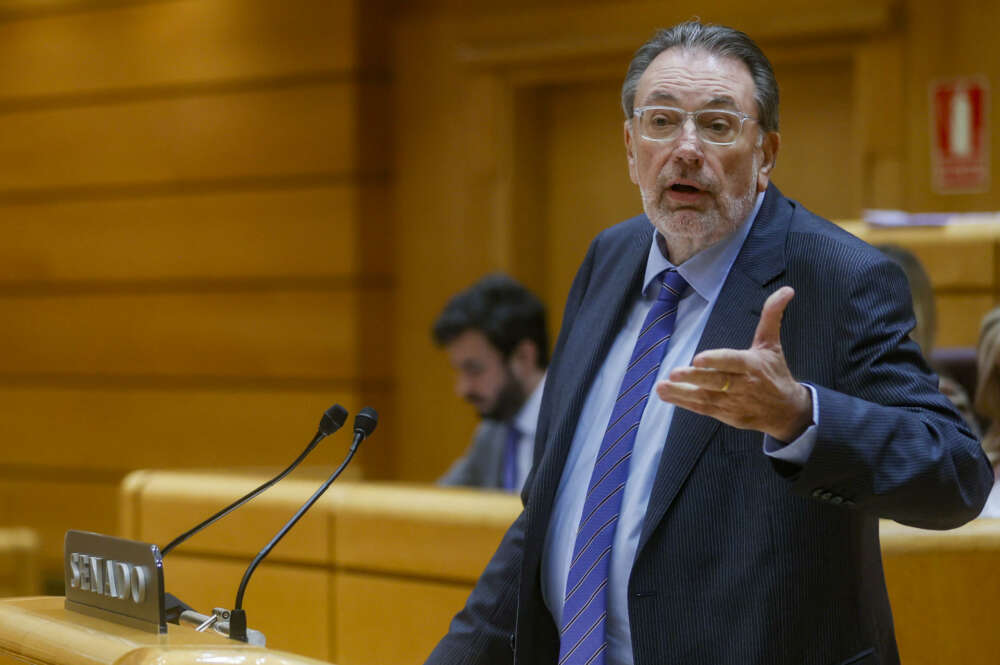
[0,0,357,99]
[0,84,367,191]
[0,186,376,282]
[0,290,370,379]
[0,479,120,576]
[905,0,1000,212]
[771,58,856,221]
[0,388,373,471]
[0,0,393,582]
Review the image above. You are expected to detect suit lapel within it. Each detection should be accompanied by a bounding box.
[527,218,654,549]
[636,185,791,554]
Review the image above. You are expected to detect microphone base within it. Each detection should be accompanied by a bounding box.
[229,608,248,643]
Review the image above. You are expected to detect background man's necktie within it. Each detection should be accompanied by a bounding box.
[503,423,521,491]
[558,268,688,665]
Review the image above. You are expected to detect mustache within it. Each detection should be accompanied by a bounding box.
[658,172,717,193]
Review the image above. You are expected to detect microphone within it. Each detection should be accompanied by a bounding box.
[229,407,378,642]
[159,404,349,557]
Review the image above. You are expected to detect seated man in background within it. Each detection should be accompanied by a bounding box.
[876,244,979,435]
[975,307,1000,516]
[433,274,548,492]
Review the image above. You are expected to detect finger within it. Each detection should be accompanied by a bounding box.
[655,380,715,411]
[655,380,737,421]
[668,366,734,392]
[752,286,794,349]
[690,348,754,373]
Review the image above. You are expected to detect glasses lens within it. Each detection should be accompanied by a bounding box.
[638,108,684,140]
[695,111,740,144]
[637,107,742,145]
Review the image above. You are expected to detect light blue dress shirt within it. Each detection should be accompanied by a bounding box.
[540,193,819,665]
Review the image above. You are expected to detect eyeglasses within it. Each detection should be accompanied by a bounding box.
[632,105,756,146]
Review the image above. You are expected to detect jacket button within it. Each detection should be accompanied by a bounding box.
[820,492,833,501]
[509,632,516,652]
[812,488,825,498]
[831,496,843,505]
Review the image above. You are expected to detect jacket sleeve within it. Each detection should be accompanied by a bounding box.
[424,510,525,665]
[438,423,497,488]
[786,256,993,528]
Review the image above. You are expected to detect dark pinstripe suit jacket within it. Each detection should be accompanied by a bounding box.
[425,185,992,665]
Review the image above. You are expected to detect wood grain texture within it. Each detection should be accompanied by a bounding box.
[0,388,374,471]
[0,186,387,282]
[0,0,357,100]
[0,289,382,379]
[163,556,332,659]
[0,83,373,191]
[334,572,472,665]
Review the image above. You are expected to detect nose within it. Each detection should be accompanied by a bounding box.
[671,117,704,165]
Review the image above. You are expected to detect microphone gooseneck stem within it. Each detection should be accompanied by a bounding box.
[233,436,363,613]
[160,430,326,557]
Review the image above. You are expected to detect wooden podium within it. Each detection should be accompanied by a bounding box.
[0,596,335,665]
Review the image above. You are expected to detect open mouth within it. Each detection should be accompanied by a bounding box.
[670,183,702,193]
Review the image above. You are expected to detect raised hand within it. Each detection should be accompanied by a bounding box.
[655,286,813,441]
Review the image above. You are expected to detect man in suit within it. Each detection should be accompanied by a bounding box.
[425,21,992,665]
[434,274,548,492]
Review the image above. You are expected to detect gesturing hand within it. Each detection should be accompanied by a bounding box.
[655,286,813,441]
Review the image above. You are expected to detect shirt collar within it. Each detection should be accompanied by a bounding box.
[513,372,546,437]
[642,191,764,302]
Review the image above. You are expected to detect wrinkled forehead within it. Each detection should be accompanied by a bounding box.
[635,47,757,113]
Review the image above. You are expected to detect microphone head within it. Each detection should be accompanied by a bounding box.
[353,407,378,439]
[319,404,349,436]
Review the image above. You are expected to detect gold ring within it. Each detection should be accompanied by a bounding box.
[720,376,730,392]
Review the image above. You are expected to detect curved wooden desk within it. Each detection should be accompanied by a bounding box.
[121,470,1000,665]
[120,471,520,665]
[0,596,333,665]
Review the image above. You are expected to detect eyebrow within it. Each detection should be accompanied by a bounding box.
[643,92,741,109]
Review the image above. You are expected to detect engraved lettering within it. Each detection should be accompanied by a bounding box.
[79,555,92,591]
[114,562,131,600]
[104,559,117,598]
[130,565,147,603]
[89,556,104,596]
[69,553,81,589]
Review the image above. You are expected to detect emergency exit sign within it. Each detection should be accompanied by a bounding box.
[931,76,990,193]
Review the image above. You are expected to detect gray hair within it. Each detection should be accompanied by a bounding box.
[621,21,780,133]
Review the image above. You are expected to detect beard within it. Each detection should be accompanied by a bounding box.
[641,155,760,254]
[476,367,527,421]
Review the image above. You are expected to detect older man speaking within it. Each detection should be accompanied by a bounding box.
[425,21,991,665]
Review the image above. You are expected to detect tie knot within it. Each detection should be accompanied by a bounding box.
[657,268,688,302]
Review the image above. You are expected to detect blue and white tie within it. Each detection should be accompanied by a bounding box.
[558,268,688,665]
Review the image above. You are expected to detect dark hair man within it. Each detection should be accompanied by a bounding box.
[432,274,548,492]
[426,21,991,665]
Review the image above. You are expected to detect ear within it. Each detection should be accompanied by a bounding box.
[624,120,639,185]
[508,339,539,382]
[755,130,780,193]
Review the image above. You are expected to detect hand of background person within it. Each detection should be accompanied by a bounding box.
[655,286,813,442]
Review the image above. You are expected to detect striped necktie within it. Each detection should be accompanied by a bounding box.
[558,268,688,665]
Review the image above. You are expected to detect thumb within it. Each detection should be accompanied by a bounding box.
[752,286,795,349]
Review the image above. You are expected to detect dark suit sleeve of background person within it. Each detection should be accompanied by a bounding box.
[438,422,503,489]
[772,202,993,528]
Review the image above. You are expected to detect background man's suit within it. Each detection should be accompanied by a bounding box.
[426,185,991,665]
[439,421,508,489]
